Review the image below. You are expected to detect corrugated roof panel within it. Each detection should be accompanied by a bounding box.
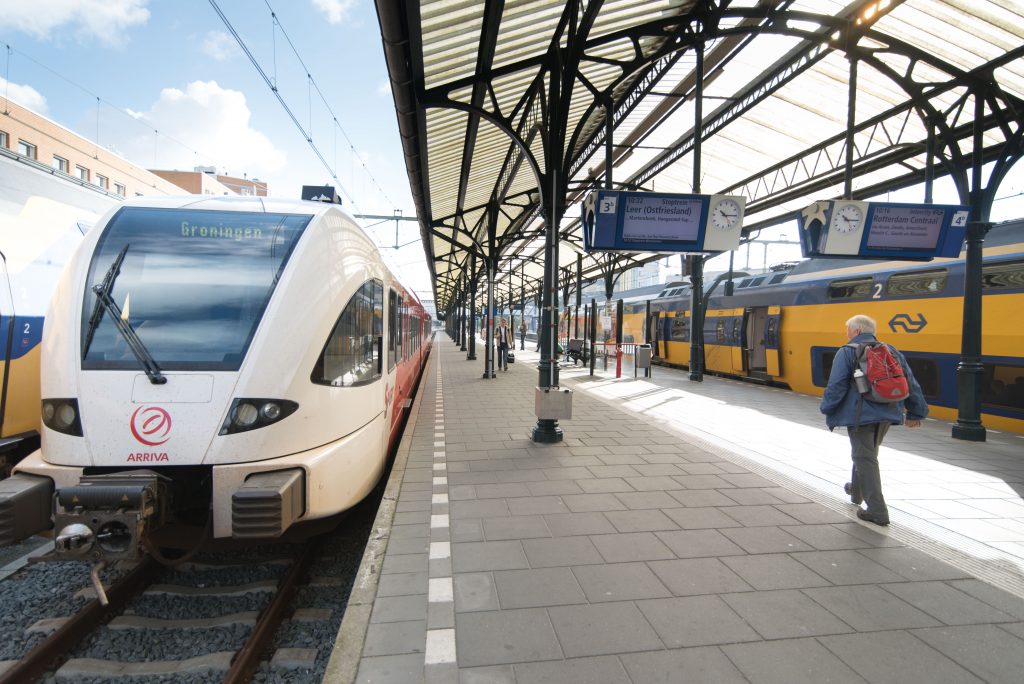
[490,68,543,122]
[492,0,564,72]
[588,0,689,41]
[421,0,485,89]
[389,1,1023,308]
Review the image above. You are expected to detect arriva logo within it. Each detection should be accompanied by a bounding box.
[130,406,172,446]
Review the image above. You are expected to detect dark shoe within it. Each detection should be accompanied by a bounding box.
[857,509,889,526]
[844,482,862,505]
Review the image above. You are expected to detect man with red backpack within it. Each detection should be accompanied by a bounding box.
[820,314,928,526]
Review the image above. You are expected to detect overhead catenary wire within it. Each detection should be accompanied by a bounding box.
[207,0,362,213]
[0,41,218,167]
[261,0,397,209]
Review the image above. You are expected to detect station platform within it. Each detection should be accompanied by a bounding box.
[327,337,1024,683]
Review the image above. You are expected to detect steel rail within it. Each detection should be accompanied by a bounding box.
[0,556,162,684]
[223,538,322,684]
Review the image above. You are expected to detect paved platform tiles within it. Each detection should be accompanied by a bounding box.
[564,352,1024,593]
[351,338,1024,684]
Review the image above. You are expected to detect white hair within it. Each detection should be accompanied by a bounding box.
[846,314,876,334]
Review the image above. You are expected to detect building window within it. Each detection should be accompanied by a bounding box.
[76,165,89,182]
[0,130,8,148]
[114,182,126,196]
[53,155,69,173]
[95,174,108,190]
[17,139,37,159]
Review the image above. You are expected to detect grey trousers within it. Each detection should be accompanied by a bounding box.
[848,422,891,518]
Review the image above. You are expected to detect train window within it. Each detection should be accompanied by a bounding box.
[670,317,689,342]
[738,279,752,288]
[903,356,940,400]
[885,269,947,297]
[983,363,1024,412]
[80,207,311,372]
[827,277,873,300]
[750,276,765,287]
[982,260,1024,291]
[769,273,786,285]
[715,320,726,343]
[312,280,383,387]
[388,289,398,370]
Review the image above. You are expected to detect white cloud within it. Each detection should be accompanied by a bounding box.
[202,30,238,61]
[0,76,48,114]
[101,80,287,179]
[376,79,391,97]
[311,0,357,25]
[0,0,150,46]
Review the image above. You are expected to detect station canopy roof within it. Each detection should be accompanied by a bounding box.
[375,0,1024,311]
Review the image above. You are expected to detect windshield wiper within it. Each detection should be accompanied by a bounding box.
[82,244,166,385]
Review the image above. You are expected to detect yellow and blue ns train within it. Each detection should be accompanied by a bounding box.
[1,197,106,474]
[611,218,1024,435]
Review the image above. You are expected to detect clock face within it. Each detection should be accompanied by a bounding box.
[711,198,741,231]
[831,204,863,233]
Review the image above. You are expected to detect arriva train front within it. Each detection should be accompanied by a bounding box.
[0,195,392,573]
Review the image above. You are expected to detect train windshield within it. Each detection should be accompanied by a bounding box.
[81,207,311,371]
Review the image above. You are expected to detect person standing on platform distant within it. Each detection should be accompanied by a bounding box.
[519,320,527,350]
[819,314,928,526]
[495,318,513,371]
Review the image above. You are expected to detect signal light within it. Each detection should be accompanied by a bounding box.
[220,398,298,435]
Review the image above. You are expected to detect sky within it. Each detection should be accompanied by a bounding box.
[0,0,432,297]
[2,1,1022,304]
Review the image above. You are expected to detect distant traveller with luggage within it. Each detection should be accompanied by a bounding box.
[819,314,928,526]
[519,320,527,350]
[495,318,514,371]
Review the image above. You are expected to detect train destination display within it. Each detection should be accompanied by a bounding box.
[582,190,744,254]
[797,199,969,260]
[621,195,703,244]
[866,205,945,250]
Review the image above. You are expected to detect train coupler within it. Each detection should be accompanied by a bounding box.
[52,470,170,562]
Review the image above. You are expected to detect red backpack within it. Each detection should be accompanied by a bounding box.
[848,341,910,403]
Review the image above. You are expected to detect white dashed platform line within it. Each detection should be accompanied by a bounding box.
[424,363,455,672]
[428,576,453,601]
[425,629,456,665]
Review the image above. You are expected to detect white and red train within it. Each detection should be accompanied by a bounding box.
[1,194,430,561]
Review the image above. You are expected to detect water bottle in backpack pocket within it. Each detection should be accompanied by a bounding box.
[847,341,910,403]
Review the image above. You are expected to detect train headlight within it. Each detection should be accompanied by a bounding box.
[220,398,298,435]
[41,399,84,437]
[260,402,281,421]
[234,403,260,428]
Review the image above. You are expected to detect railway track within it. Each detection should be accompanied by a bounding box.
[0,539,323,683]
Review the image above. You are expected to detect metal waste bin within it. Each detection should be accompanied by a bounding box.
[636,344,653,369]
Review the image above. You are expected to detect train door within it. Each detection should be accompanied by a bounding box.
[0,252,13,438]
[764,305,782,377]
[745,307,769,374]
[386,288,400,438]
[649,311,661,358]
[744,306,782,378]
[730,311,747,373]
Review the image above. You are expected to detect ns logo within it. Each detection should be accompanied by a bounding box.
[888,313,927,334]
